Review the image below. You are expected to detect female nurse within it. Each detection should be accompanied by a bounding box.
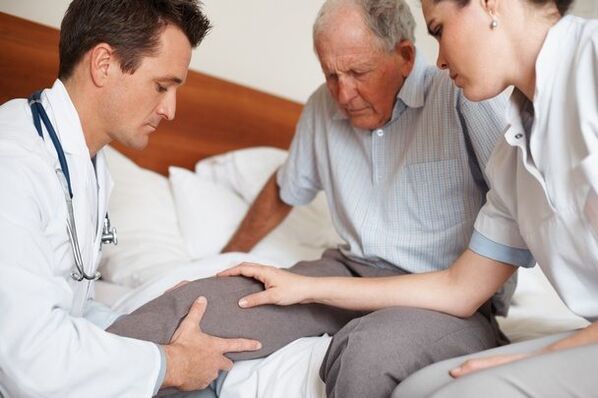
[219,0,598,396]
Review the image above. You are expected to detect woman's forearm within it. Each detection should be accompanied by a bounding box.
[542,321,598,352]
[305,250,516,317]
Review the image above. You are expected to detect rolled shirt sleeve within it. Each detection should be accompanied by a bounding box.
[470,189,534,268]
[277,92,323,206]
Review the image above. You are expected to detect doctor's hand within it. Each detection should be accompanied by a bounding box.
[161,296,262,391]
[217,263,314,307]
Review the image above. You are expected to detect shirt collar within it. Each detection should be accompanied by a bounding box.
[332,50,428,124]
[506,16,574,146]
[532,15,574,108]
[505,88,531,142]
[43,79,89,156]
[396,50,427,110]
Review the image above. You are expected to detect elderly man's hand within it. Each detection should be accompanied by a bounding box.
[218,263,313,307]
[161,297,262,391]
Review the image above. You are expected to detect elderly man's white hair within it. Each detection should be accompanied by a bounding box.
[313,0,416,51]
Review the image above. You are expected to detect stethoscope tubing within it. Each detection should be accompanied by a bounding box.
[28,90,105,281]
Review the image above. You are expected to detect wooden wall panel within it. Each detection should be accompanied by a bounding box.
[0,12,303,175]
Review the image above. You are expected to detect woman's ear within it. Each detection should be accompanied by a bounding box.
[482,0,500,18]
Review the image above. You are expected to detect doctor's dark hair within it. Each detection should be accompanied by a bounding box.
[434,0,573,15]
[58,0,211,79]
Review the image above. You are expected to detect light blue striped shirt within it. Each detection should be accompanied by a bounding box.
[277,54,526,314]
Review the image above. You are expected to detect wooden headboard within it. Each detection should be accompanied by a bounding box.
[0,12,303,175]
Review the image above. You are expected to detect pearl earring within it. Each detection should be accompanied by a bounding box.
[490,18,498,29]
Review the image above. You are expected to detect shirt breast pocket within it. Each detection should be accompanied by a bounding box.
[405,158,473,231]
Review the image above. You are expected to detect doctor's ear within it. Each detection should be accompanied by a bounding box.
[88,43,118,88]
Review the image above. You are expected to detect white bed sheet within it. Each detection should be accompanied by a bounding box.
[96,146,589,398]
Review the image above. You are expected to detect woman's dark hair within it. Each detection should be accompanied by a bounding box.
[58,0,212,79]
[436,0,574,16]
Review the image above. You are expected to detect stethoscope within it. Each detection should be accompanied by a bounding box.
[28,90,117,282]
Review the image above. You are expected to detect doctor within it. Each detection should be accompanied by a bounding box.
[0,0,260,397]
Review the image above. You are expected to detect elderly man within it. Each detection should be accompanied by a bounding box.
[109,0,525,396]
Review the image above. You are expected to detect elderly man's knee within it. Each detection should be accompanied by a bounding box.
[320,316,414,386]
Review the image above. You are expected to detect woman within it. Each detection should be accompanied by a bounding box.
[220,0,598,396]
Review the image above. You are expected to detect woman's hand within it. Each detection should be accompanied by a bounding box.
[450,353,530,378]
[217,263,313,307]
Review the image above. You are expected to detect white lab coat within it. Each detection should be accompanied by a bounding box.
[0,80,161,397]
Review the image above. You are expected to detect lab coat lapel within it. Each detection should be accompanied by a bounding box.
[93,149,114,266]
[44,80,98,314]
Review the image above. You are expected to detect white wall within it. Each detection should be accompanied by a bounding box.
[0,0,596,103]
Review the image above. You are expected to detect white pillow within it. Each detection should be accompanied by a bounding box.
[99,147,189,287]
[194,146,342,249]
[169,166,249,259]
[195,146,288,202]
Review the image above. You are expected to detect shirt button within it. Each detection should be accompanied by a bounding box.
[514,133,523,139]
[375,129,384,137]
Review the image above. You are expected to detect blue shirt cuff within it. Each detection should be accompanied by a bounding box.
[469,230,534,267]
[154,345,167,395]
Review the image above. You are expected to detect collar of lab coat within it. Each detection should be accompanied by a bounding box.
[505,16,575,140]
[530,15,575,128]
[43,79,90,157]
[42,79,114,238]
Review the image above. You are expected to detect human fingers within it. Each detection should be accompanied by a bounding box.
[215,336,262,353]
[176,296,208,336]
[220,356,234,372]
[217,263,271,281]
[238,289,282,308]
[450,353,527,378]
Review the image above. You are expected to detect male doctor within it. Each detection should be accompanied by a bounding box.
[0,0,260,397]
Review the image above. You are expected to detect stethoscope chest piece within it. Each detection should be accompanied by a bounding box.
[101,215,118,246]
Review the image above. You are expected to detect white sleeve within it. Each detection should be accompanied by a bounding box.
[469,140,532,265]
[471,188,533,267]
[0,154,161,397]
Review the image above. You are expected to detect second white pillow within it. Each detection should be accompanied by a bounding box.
[169,166,249,259]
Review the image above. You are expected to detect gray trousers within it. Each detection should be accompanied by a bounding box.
[108,249,506,397]
[393,331,598,398]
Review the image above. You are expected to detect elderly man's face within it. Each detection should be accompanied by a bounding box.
[315,8,414,130]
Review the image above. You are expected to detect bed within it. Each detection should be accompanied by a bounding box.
[0,11,590,398]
